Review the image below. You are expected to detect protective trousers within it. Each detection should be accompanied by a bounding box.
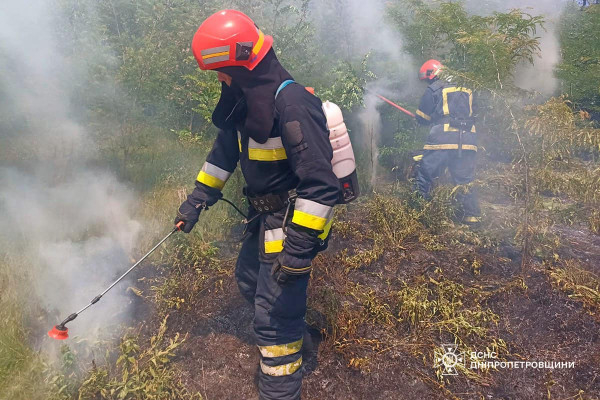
[415,149,481,220]
[235,230,309,400]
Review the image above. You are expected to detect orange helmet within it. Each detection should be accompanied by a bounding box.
[191,10,273,71]
[419,59,443,80]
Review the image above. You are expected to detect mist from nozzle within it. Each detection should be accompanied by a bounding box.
[0,0,141,355]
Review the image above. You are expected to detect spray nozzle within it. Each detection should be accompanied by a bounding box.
[48,324,69,340]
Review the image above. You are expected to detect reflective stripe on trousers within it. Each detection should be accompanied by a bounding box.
[235,232,309,400]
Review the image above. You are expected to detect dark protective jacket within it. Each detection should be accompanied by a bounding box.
[186,81,340,269]
[415,78,477,152]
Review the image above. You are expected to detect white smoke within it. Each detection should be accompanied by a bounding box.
[0,0,141,351]
[359,90,383,188]
[311,0,418,188]
[465,0,568,95]
[512,1,564,96]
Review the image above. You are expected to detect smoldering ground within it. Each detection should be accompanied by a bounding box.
[0,0,142,355]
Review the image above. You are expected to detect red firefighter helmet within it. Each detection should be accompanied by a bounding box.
[191,10,273,71]
[419,59,443,80]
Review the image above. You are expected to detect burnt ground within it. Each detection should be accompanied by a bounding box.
[138,190,600,400]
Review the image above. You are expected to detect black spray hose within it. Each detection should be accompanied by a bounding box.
[220,197,248,219]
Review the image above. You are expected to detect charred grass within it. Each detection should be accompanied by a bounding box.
[6,161,600,399]
[112,180,600,400]
[301,188,600,399]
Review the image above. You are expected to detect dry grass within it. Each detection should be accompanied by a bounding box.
[547,260,600,318]
[308,194,512,386]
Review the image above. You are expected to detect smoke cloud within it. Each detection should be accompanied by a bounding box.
[466,0,567,96]
[314,0,567,187]
[311,0,417,188]
[359,89,383,188]
[0,0,141,351]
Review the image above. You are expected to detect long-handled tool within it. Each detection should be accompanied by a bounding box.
[374,93,416,118]
[48,222,184,340]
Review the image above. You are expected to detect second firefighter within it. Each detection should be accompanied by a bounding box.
[414,59,481,224]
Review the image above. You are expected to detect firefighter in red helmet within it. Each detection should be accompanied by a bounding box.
[176,10,340,400]
[414,59,481,224]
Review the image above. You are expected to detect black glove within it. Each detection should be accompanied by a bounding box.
[174,200,205,233]
[271,253,312,285]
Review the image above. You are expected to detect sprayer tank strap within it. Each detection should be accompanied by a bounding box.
[275,80,296,99]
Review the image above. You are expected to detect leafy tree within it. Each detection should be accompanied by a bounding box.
[319,54,377,111]
[387,0,544,91]
[556,4,600,112]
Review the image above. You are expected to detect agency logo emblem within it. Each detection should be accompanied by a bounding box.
[434,344,465,376]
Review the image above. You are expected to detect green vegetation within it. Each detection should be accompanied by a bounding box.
[308,192,514,389]
[557,4,600,112]
[388,0,544,89]
[0,255,52,400]
[77,317,199,400]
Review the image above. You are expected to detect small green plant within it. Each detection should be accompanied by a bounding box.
[170,129,204,146]
[78,316,201,400]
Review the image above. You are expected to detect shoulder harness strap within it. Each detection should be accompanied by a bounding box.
[429,78,453,92]
[275,79,296,99]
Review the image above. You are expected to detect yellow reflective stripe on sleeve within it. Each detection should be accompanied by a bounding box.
[416,109,431,121]
[443,124,476,133]
[292,210,328,230]
[423,144,478,151]
[197,171,225,190]
[202,162,232,181]
[264,228,285,254]
[317,217,334,240]
[442,87,473,116]
[260,357,302,377]
[237,131,242,152]
[292,199,334,231]
[196,162,231,190]
[258,338,303,358]
[294,199,333,219]
[247,137,287,161]
[463,216,481,223]
[413,154,424,162]
[252,30,265,59]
